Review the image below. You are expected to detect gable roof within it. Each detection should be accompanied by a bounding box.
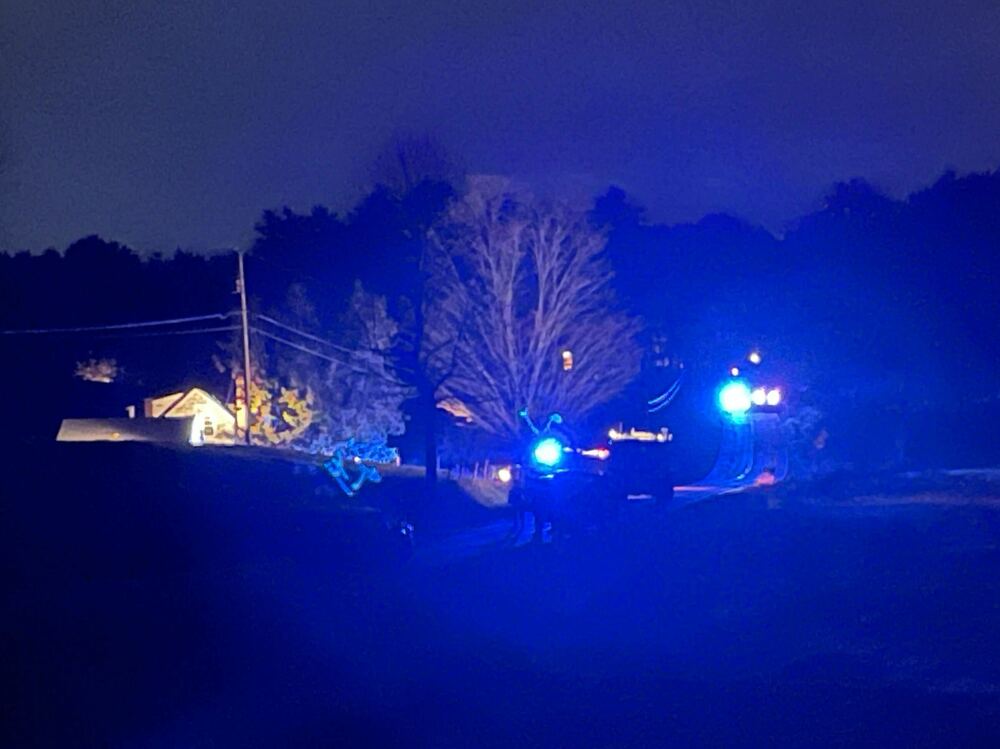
[146,387,235,425]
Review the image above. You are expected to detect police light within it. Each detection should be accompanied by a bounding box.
[719,381,752,416]
[751,387,767,406]
[532,437,565,468]
[766,388,782,406]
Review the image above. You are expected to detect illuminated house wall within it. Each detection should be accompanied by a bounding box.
[143,387,236,445]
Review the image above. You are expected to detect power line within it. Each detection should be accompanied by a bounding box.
[93,325,241,340]
[0,312,236,336]
[252,327,363,368]
[252,327,407,386]
[253,312,416,377]
[253,313,358,355]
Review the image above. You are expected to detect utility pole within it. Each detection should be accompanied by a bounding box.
[236,251,253,446]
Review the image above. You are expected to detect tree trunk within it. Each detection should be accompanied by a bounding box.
[423,386,438,491]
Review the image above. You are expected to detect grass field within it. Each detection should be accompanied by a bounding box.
[4,442,999,747]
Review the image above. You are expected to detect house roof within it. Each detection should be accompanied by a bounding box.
[57,417,194,444]
[146,386,236,424]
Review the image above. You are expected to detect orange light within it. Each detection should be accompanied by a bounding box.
[496,466,513,483]
[561,350,574,371]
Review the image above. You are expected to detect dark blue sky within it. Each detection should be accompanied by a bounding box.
[2,0,998,252]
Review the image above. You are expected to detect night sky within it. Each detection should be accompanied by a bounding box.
[2,0,998,253]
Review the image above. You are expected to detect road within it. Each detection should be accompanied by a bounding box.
[415,413,785,563]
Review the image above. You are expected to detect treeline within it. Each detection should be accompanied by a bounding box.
[2,168,999,470]
[599,171,1000,402]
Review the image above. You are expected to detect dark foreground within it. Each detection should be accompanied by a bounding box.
[4,445,1000,747]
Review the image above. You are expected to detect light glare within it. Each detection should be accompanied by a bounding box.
[532,437,564,468]
[719,381,752,415]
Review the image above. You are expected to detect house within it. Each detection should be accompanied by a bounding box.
[56,416,196,444]
[55,386,237,446]
[143,387,237,445]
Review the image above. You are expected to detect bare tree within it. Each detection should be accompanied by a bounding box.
[370,132,461,195]
[426,177,642,438]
